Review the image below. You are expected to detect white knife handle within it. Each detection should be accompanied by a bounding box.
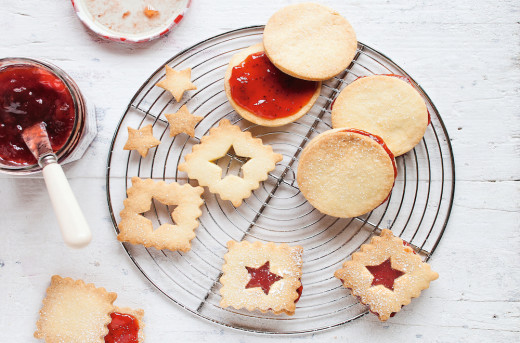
[42,163,92,248]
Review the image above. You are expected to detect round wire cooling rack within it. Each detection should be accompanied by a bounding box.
[106,26,455,334]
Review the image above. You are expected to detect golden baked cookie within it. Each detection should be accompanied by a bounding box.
[296,129,396,218]
[263,3,357,81]
[34,275,117,343]
[224,43,321,127]
[331,75,429,156]
[178,119,283,207]
[219,240,303,315]
[334,229,439,321]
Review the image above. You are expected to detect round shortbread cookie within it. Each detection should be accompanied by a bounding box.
[263,3,357,81]
[224,43,321,127]
[331,75,429,156]
[297,129,396,218]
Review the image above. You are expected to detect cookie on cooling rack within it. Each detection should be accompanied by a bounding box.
[34,275,117,343]
[164,104,203,137]
[219,241,303,315]
[296,128,396,218]
[331,75,429,156]
[224,43,321,127]
[123,124,161,158]
[334,229,438,321]
[156,66,197,102]
[178,119,283,207]
[263,3,357,81]
[117,177,204,252]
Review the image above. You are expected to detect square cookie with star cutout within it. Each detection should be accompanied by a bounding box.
[219,241,303,315]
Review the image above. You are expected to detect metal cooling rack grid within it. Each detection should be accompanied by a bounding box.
[106,26,455,334]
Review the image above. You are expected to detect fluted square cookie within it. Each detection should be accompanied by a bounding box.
[34,275,117,343]
[219,241,303,315]
[118,177,204,252]
[334,229,438,321]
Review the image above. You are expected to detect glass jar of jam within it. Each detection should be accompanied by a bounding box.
[0,58,97,174]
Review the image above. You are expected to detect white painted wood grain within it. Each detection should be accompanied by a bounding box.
[0,0,519,342]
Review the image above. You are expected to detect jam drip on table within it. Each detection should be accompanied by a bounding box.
[105,312,139,343]
[245,261,283,295]
[229,52,318,119]
[0,64,75,166]
[365,259,405,291]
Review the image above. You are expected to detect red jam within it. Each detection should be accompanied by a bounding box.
[245,261,283,295]
[105,312,139,343]
[295,285,303,304]
[365,259,404,291]
[229,52,319,119]
[0,64,75,166]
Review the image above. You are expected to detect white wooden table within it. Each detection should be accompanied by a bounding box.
[1,1,519,342]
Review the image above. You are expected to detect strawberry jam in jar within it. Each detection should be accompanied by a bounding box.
[0,58,96,174]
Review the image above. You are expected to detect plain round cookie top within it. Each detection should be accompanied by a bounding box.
[296,129,396,218]
[331,75,429,156]
[263,3,357,81]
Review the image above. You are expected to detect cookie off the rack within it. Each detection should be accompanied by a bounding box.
[224,43,321,127]
[296,129,396,218]
[263,2,357,81]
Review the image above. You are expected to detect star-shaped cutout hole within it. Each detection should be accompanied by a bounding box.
[366,259,404,291]
[123,125,161,158]
[164,105,203,137]
[245,261,283,295]
[156,66,197,102]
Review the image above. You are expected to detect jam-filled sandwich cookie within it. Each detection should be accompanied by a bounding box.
[34,275,145,343]
[334,229,438,321]
[331,75,429,156]
[224,43,321,127]
[219,241,303,315]
[263,3,357,81]
[118,177,204,252]
[178,119,283,207]
[297,129,396,218]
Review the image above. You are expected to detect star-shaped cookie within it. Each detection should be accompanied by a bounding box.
[156,66,197,102]
[123,125,161,158]
[164,105,203,137]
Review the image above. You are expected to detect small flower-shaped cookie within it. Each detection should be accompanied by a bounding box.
[178,119,283,207]
[334,229,438,321]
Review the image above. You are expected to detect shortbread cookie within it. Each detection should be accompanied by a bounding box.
[164,105,203,137]
[156,66,197,102]
[224,43,321,127]
[123,125,161,158]
[34,275,117,343]
[334,229,439,321]
[263,3,357,81]
[331,75,429,156]
[178,119,283,207]
[220,241,303,315]
[118,177,204,252]
[297,129,396,218]
[106,307,145,343]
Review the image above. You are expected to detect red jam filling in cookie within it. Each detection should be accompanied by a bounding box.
[365,259,404,291]
[0,64,75,166]
[105,312,139,343]
[229,52,318,119]
[245,261,283,295]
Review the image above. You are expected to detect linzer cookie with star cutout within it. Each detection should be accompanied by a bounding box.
[334,229,438,321]
[219,241,303,315]
[34,275,145,343]
[178,119,283,207]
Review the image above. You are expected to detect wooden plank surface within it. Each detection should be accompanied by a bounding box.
[0,0,519,342]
